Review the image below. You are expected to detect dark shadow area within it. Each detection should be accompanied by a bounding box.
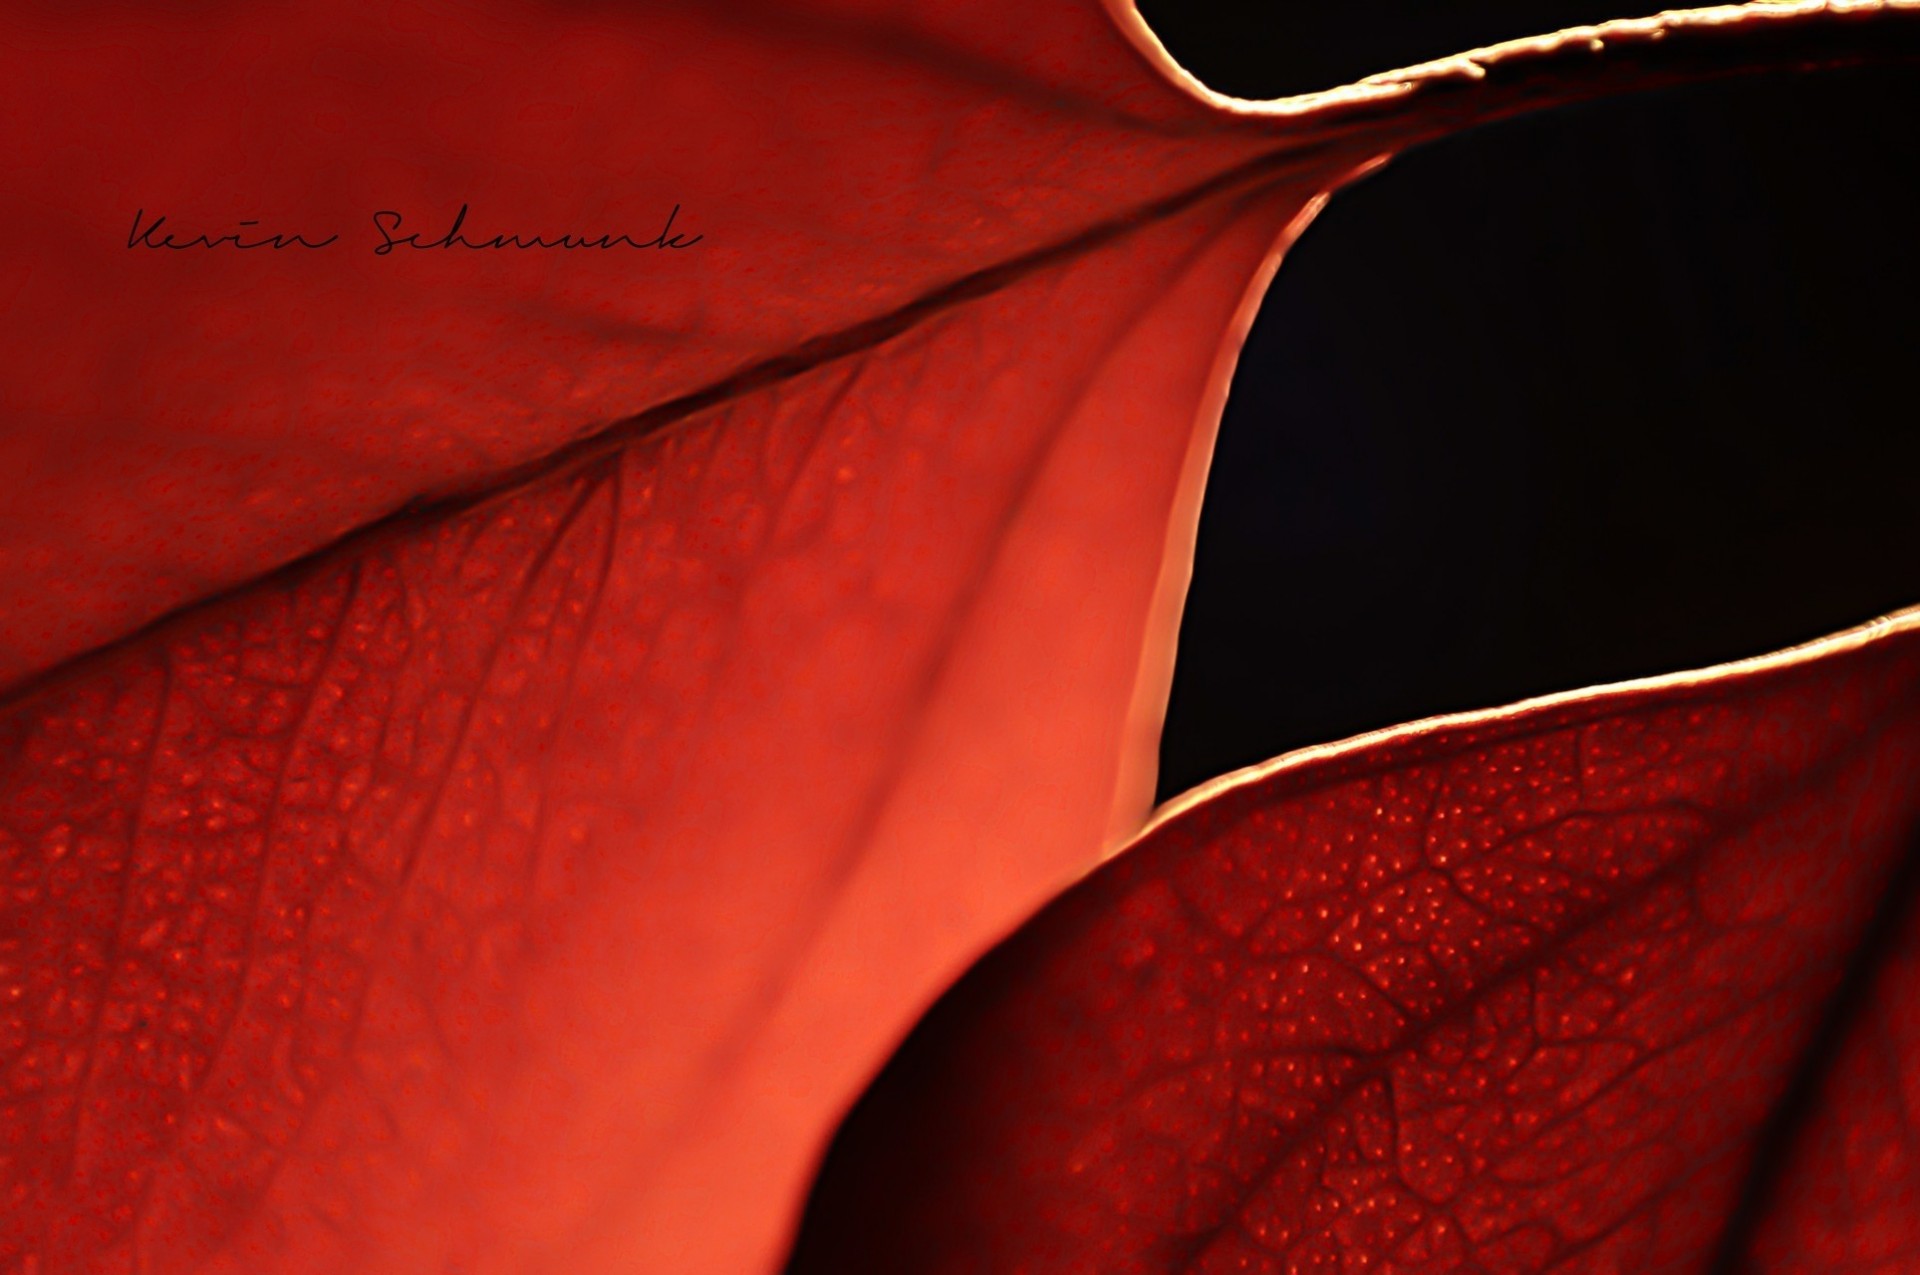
[1157,62,1920,801]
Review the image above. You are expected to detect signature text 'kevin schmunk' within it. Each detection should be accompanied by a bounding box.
[126,204,702,254]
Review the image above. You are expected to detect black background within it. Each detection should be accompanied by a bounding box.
[1143,2,1920,802]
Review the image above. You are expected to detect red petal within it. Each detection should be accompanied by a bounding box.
[790,610,1920,1274]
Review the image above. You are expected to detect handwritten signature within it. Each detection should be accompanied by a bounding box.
[127,204,702,253]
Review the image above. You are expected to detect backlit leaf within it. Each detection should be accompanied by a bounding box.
[2,3,1915,1273]
[790,610,1920,1274]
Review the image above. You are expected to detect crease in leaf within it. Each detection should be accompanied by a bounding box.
[5,0,1915,693]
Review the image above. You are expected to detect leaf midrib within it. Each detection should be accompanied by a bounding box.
[0,135,1349,711]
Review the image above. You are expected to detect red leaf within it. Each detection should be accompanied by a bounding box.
[788,611,1920,1273]
[0,168,1316,1275]
[0,0,1287,688]
[1,5,1346,1269]
[3,4,1916,1274]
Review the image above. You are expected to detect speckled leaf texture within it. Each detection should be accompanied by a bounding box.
[791,614,1920,1274]
[2,3,1917,1274]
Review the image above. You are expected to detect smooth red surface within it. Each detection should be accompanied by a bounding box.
[789,617,1920,1274]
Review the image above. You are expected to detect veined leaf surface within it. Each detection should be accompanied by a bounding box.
[2,2,1915,1273]
[792,610,1920,1274]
